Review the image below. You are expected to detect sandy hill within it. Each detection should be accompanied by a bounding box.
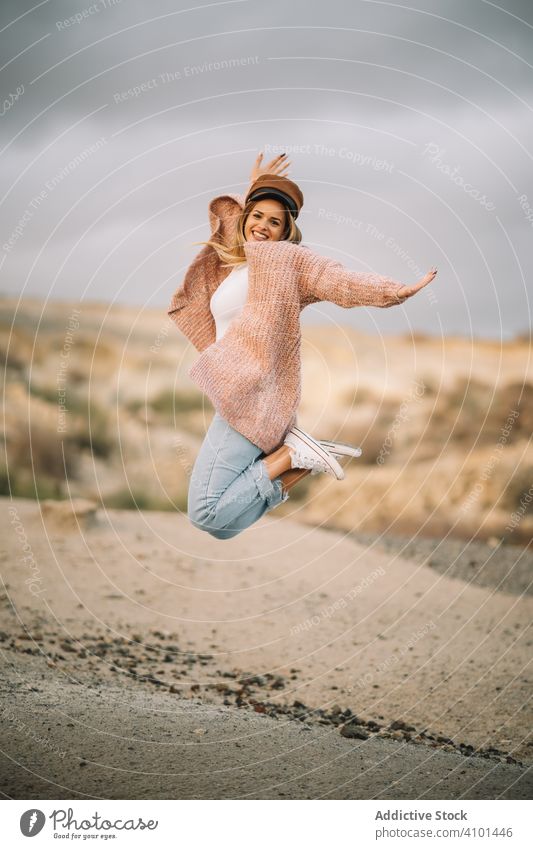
[1,296,531,544]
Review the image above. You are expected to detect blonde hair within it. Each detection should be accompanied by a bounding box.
[194,198,302,268]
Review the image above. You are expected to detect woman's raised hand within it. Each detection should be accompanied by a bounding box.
[249,151,291,184]
[396,267,438,300]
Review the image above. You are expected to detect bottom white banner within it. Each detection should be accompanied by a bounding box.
[3,799,531,848]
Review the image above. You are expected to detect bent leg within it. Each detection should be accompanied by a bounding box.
[187,413,289,538]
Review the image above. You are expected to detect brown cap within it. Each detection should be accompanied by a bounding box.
[245,174,304,219]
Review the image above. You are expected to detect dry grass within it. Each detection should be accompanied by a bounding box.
[101,488,188,512]
[127,389,210,423]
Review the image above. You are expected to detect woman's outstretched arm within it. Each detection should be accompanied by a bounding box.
[299,251,438,309]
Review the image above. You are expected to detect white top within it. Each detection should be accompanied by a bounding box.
[210,262,249,341]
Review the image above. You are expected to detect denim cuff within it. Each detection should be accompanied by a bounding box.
[270,476,290,508]
[252,460,289,508]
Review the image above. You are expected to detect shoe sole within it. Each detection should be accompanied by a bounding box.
[290,426,345,480]
[319,440,363,458]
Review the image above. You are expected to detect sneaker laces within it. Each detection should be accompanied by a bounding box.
[288,446,330,475]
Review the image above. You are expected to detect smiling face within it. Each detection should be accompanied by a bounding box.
[244,198,288,243]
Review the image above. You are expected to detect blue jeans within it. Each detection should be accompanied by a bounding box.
[187,413,290,540]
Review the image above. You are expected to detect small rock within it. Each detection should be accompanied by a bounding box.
[341,721,369,740]
[239,674,267,687]
[389,719,416,732]
[41,498,98,532]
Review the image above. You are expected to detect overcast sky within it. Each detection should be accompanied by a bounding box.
[1,0,532,339]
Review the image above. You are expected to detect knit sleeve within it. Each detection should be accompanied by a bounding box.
[208,193,245,245]
[168,192,245,318]
[298,247,407,309]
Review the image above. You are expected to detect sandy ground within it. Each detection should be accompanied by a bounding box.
[1,653,530,800]
[1,497,531,800]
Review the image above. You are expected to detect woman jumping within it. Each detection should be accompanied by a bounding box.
[168,152,437,539]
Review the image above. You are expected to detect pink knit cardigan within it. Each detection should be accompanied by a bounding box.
[168,193,406,453]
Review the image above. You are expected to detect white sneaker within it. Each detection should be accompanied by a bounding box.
[284,426,345,480]
[318,439,362,459]
[310,439,363,475]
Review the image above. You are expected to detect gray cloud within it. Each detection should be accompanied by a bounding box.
[1,0,532,338]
